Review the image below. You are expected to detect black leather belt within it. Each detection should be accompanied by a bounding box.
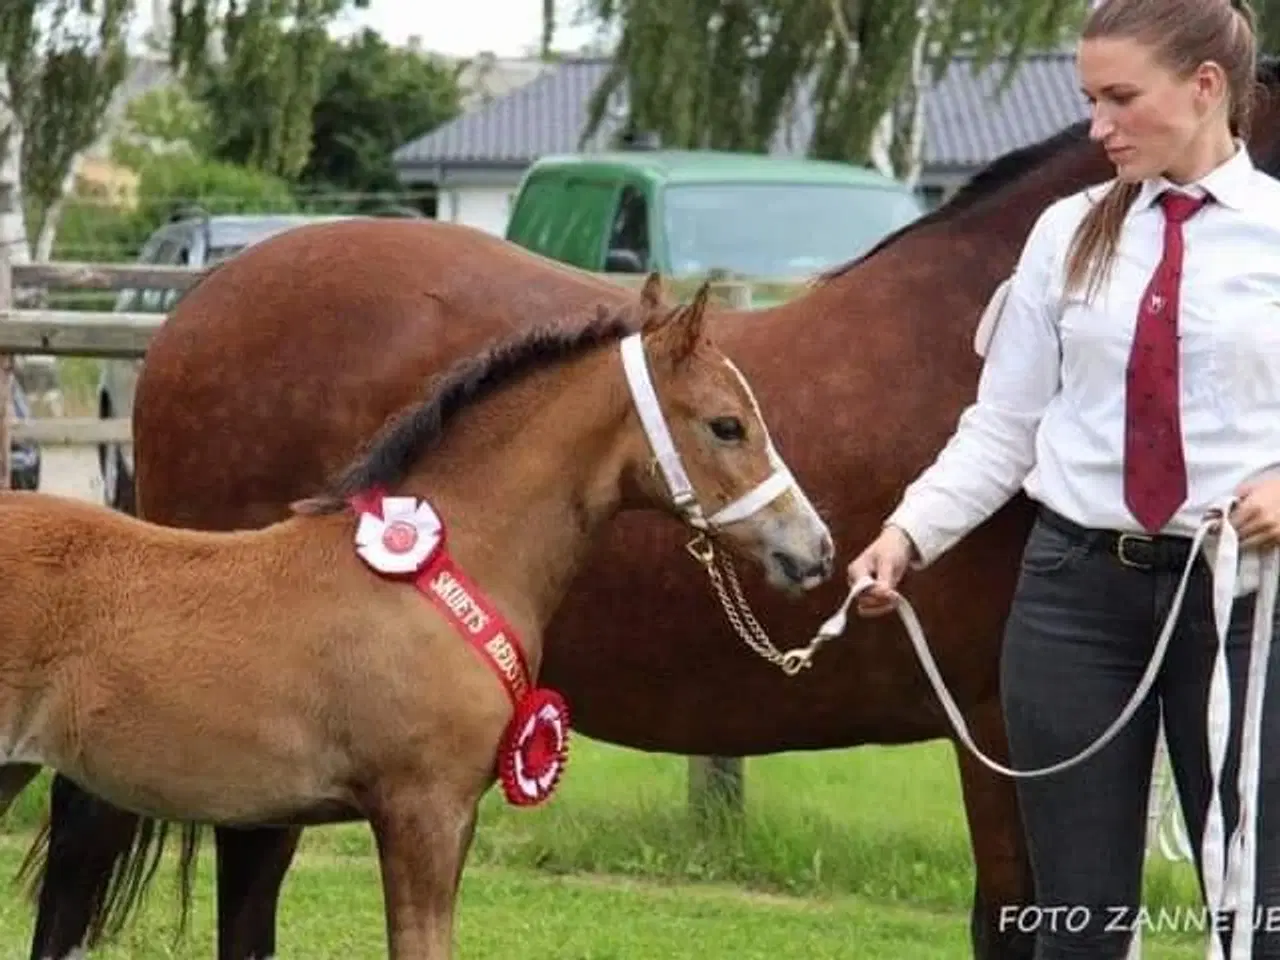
[1036,505,1196,573]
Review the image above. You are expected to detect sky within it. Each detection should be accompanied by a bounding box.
[129,0,609,59]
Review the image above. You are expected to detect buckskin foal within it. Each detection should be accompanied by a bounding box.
[3,289,831,959]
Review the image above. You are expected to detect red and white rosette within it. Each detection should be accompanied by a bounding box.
[496,688,571,806]
[354,496,443,575]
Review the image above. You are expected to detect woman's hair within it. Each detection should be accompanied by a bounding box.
[1063,0,1257,300]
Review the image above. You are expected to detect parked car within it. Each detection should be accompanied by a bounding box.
[9,374,40,491]
[96,211,358,511]
[503,148,926,301]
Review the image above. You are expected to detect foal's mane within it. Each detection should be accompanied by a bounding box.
[294,304,643,515]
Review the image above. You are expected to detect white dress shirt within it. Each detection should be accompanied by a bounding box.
[886,143,1280,568]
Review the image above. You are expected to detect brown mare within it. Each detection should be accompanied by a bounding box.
[22,59,1280,960]
[0,287,831,959]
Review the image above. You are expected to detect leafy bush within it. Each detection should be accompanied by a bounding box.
[130,151,300,228]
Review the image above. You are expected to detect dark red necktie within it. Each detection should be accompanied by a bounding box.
[1123,190,1208,533]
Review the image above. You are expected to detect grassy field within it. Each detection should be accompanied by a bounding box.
[0,737,1211,959]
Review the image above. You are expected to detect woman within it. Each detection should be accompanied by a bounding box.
[848,0,1280,955]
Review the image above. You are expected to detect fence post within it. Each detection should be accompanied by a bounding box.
[688,754,744,824]
[0,180,12,490]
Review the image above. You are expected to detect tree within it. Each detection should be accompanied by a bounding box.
[1253,0,1280,57]
[295,28,462,195]
[568,0,1091,182]
[108,82,215,171]
[0,0,372,264]
[0,0,130,261]
[170,0,370,180]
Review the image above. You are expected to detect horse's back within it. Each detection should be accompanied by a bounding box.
[0,490,126,570]
[0,492,142,702]
[134,219,632,530]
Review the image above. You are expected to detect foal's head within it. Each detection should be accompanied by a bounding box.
[620,284,834,591]
[295,279,832,591]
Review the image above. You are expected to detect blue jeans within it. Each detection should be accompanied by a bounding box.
[999,507,1280,958]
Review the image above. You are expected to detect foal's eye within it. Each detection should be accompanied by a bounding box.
[709,417,746,442]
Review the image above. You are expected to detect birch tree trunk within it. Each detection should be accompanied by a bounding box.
[0,65,32,267]
[0,66,22,491]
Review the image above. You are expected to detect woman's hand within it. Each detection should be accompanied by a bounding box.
[846,525,918,617]
[1231,474,1280,550]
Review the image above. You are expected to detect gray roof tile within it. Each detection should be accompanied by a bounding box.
[925,52,1088,169]
[393,51,1088,173]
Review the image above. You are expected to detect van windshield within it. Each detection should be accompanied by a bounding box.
[660,182,924,277]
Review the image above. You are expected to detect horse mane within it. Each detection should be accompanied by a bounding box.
[1253,56,1280,176]
[294,304,643,515]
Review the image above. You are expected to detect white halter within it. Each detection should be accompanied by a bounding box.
[618,332,798,531]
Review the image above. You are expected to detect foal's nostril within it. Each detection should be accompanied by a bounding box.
[772,550,802,583]
[773,550,827,584]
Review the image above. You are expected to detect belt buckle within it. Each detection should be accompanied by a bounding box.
[1116,532,1154,570]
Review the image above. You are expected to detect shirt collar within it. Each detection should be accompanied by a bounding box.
[1132,139,1255,212]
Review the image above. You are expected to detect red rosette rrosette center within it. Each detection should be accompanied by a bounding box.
[496,688,570,806]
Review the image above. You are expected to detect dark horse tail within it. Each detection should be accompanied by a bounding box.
[16,779,204,950]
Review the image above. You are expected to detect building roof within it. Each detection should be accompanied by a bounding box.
[393,51,1089,175]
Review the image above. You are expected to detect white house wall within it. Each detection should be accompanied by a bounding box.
[441,183,517,236]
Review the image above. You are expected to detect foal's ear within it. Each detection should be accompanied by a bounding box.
[651,281,709,365]
[638,271,663,311]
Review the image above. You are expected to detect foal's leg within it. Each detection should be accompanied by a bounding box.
[367,785,479,960]
[214,824,303,960]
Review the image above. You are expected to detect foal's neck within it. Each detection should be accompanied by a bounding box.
[399,346,636,665]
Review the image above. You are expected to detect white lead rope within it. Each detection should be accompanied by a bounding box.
[819,500,1279,959]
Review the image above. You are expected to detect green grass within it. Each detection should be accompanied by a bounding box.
[0,737,1212,957]
[0,840,1174,960]
[0,842,1208,960]
[50,355,102,416]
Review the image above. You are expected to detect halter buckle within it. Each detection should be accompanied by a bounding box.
[672,489,697,510]
[685,533,715,566]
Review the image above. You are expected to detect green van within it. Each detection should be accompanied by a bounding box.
[504,149,925,283]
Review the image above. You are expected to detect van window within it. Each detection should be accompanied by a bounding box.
[661,182,923,277]
[551,177,617,270]
[604,185,649,273]
[138,235,187,312]
[159,242,195,311]
[507,175,561,255]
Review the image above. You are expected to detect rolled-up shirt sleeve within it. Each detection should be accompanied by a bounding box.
[884,202,1066,568]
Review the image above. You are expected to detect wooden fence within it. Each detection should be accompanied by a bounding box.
[0,234,810,822]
